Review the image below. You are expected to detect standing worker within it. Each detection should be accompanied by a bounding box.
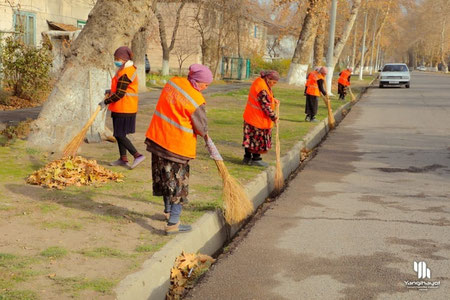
[305,66,328,122]
[145,64,212,235]
[337,67,352,100]
[100,46,146,169]
[242,70,280,167]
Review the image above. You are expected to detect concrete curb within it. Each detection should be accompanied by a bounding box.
[115,87,370,300]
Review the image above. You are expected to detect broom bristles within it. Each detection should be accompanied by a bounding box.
[214,160,253,224]
[274,103,283,193]
[349,87,356,101]
[322,96,335,130]
[62,105,102,158]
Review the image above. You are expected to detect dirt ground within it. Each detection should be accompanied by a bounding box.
[0,78,372,299]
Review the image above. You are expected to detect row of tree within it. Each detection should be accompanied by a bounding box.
[28,0,449,149]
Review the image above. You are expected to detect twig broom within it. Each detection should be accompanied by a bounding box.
[205,137,253,224]
[321,95,335,130]
[348,86,356,101]
[274,102,283,193]
[62,105,102,158]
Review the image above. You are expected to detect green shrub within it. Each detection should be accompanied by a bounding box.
[0,36,53,101]
[251,55,291,77]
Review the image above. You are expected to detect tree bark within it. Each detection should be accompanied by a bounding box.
[313,6,327,67]
[440,18,448,73]
[131,26,148,92]
[28,0,154,151]
[287,0,325,86]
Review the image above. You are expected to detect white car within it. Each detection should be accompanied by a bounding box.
[379,63,410,88]
[417,66,426,71]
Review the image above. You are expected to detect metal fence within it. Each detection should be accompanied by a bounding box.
[221,57,250,80]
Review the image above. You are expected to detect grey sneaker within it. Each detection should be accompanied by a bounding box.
[310,118,319,123]
[165,222,192,235]
[109,159,130,167]
[251,160,269,167]
[130,155,146,169]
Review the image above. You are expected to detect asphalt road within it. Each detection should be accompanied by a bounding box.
[186,72,450,300]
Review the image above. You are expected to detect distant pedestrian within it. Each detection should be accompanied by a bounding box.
[100,46,145,169]
[144,64,212,234]
[304,66,327,122]
[242,70,279,167]
[338,67,352,100]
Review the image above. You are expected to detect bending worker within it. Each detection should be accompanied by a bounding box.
[100,46,145,169]
[242,70,279,167]
[338,67,352,100]
[305,66,328,122]
[145,64,212,235]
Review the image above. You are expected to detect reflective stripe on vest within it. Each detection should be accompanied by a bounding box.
[338,69,351,86]
[145,77,206,159]
[108,65,139,113]
[306,71,320,97]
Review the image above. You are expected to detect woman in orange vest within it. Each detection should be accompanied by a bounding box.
[338,67,352,100]
[305,66,328,122]
[99,46,145,169]
[145,64,212,234]
[242,70,280,167]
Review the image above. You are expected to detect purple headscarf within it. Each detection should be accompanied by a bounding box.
[188,64,213,91]
[260,70,280,81]
[114,46,133,61]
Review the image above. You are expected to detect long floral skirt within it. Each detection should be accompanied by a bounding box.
[242,121,272,154]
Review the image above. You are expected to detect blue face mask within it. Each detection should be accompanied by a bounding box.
[114,61,123,68]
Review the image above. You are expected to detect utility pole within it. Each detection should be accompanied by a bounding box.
[351,20,358,70]
[375,37,381,71]
[359,1,368,81]
[325,0,338,95]
[369,10,379,75]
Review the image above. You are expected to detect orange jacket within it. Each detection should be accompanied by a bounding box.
[145,77,206,159]
[243,77,275,129]
[306,71,321,97]
[108,65,139,113]
[338,69,351,86]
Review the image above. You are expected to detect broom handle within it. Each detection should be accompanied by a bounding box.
[81,105,102,132]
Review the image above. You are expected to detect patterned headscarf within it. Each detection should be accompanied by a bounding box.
[260,70,280,81]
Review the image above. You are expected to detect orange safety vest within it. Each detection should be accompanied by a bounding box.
[305,71,321,97]
[108,65,139,113]
[145,77,206,159]
[338,69,351,86]
[243,77,275,129]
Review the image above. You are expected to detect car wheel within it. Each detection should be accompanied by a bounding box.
[406,84,410,88]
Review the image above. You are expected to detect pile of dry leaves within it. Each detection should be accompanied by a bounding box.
[27,156,123,189]
[167,251,215,299]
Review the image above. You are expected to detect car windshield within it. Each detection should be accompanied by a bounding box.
[382,65,408,72]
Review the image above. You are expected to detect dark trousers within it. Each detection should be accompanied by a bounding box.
[338,83,347,99]
[244,148,261,161]
[305,94,318,118]
[115,135,138,158]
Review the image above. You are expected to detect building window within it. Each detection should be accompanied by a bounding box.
[13,11,36,46]
[77,20,86,29]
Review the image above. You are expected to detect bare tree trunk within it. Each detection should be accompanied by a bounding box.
[369,10,379,75]
[351,22,358,69]
[153,1,186,76]
[313,5,327,67]
[440,18,448,73]
[287,0,325,86]
[131,26,148,92]
[28,0,154,151]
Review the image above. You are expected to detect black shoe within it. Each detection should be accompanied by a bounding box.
[242,157,251,165]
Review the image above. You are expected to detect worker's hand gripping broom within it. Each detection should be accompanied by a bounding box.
[205,136,254,224]
[62,105,102,158]
[321,95,335,130]
[274,102,283,193]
